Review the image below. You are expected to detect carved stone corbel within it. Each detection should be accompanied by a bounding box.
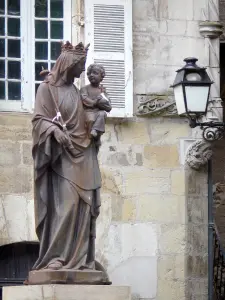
[136,94,178,117]
[185,140,213,170]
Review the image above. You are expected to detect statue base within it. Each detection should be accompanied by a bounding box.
[3,285,131,300]
[28,269,111,285]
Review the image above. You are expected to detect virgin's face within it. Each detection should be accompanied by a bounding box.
[68,58,86,79]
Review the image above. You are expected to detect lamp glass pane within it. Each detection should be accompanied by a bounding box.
[185,85,209,113]
[173,84,186,115]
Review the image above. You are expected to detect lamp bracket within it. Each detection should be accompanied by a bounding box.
[188,117,225,142]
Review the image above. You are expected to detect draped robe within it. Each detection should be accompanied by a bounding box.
[32,79,102,270]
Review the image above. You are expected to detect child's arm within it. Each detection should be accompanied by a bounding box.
[96,85,112,112]
[80,86,99,108]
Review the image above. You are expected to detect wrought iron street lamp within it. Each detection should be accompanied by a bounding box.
[171,57,225,141]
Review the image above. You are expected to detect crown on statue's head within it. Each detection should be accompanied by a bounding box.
[61,41,90,56]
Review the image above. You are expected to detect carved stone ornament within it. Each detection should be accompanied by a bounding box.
[136,94,178,117]
[185,140,213,170]
[199,21,224,39]
[213,182,225,210]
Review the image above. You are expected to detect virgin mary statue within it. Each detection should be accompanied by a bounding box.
[31,41,103,274]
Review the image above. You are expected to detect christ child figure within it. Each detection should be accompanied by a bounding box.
[80,64,112,139]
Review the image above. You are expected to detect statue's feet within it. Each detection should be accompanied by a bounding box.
[47,261,63,270]
[90,129,98,138]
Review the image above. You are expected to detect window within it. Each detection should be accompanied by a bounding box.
[0,0,71,112]
[85,0,133,118]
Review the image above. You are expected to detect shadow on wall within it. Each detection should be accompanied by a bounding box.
[0,242,39,300]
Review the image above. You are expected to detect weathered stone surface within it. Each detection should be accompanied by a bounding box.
[110,256,157,299]
[28,269,109,285]
[0,113,31,127]
[0,141,21,166]
[171,170,185,196]
[187,224,208,255]
[157,279,186,300]
[0,195,36,245]
[158,255,185,281]
[3,285,131,300]
[187,255,208,277]
[0,125,31,140]
[159,224,186,254]
[123,168,170,195]
[0,167,32,193]
[148,122,190,145]
[137,194,185,224]
[22,142,33,165]
[143,145,179,168]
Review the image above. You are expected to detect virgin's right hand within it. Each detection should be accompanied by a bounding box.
[53,128,69,145]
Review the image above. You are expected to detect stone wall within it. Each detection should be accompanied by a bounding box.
[0,113,36,245]
[0,0,212,299]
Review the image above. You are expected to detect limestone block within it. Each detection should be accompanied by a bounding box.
[122,196,136,221]
[0,195,37,245]
[159,224,186,254]
[134,63,178,94]
[26,199,37,241]
[137,194,185,224]
[187,224,208,255]
[99,143,144,167]
[0,141,21,166]
[110,256,157,299]
[3,285,131,300]
[149,122,190,145]
[157,255,185,281]
[134,34,205,67]
[186,21,202,38]
[0,199,9,245]
[157,279,186,300]
[22,142,33,165]
[100,168,124,195]
[171,170,185,196]
[0,125,31,141]
[133,0,158,20]
[103,223,158,271]
[0,166,32,193]
[119,121,149,145]
[187,255,208,277]
[193,0,208,21]
[168,0,193,20]
[102,223,158,299]
[123,168,170,194]
[143,145,179,168]
[133,19,167,36]
[167,20,187,36]
[0,113,31,127]
[95,193,112,260]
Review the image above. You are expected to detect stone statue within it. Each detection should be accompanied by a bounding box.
[29,41,110,285]
[80,64,112,143]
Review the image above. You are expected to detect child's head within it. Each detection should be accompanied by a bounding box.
[87,64,105,85]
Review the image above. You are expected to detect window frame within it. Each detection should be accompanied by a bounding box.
[0,0,72,113]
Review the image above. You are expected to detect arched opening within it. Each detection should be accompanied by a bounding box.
[0,242,39,300]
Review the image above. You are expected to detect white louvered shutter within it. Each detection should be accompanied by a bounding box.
[85,0,133,118]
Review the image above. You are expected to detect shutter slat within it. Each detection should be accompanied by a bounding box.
[85,0,133,117]
[93,4,124,53]
[95,58,125,108]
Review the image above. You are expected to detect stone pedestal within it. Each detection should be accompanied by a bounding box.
[3,285,131,300]
[28,269,110,285]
